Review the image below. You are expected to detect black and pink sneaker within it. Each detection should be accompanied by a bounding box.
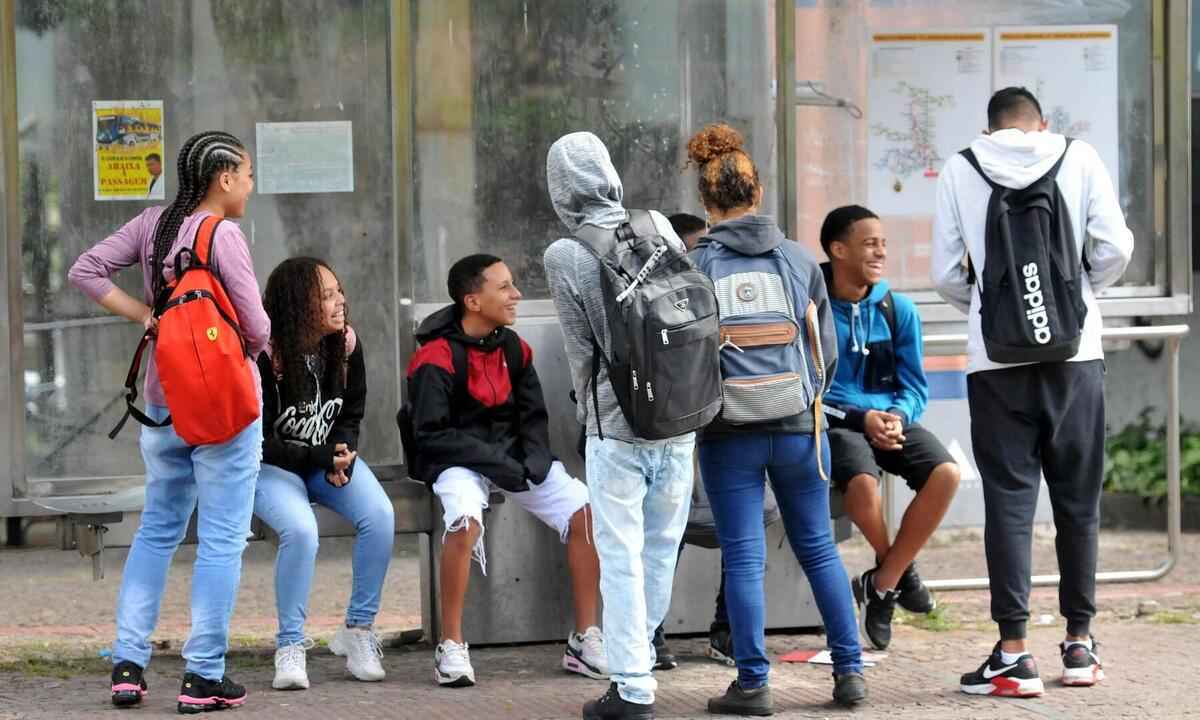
[176,672,246,714]
[1060,639,1104,687]
[111,660,148,707]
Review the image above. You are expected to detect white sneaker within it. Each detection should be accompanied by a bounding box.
[563,626,608,679]
[272,639,314,690]
[329,626,386,682]
[434,639,476,687]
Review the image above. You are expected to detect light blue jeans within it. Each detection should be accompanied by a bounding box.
[586,435,694,705]
[113,404,262,681]
[253,461,395,647]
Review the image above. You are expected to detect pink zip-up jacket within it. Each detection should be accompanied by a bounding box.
[68,206,271,408]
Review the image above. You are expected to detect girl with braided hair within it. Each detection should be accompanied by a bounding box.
[252,257,394,690]
[69,130,269,714]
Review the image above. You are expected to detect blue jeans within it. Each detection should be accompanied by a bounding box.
[586,435,694,705]
[699,431,863,686]
[253,461,395,647]
[113,404,262,681]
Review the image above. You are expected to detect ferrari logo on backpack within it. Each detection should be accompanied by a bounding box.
[206,327,218,342]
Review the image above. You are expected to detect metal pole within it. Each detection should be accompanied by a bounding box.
[922,325,1188,592]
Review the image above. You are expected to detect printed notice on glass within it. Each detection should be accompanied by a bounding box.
[993,25,1119,194]
[92,100,166,201]
[255,121,354,194]
[867,30,992,217]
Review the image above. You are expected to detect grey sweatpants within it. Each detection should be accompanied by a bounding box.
[967,360,1105,641]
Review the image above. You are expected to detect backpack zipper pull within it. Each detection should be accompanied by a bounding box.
[719,333,745,353]
[646,381,654,402]
[661,329,669,346]
[632,370,638,391]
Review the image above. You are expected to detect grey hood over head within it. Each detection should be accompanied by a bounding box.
[546,131,627,232]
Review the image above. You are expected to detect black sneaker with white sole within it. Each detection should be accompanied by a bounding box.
[176,672,247,714]
[705,626,735,667]
[1060,639,1104,686]
[959,643,1045,698]
[896,562,936,614]
[651,626,677,671]
[111,660,148,708]
[852,569,897,651]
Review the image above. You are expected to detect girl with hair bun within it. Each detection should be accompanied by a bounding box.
[70,130,269,714]
[686,123,867,711]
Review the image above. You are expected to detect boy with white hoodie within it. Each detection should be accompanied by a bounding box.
[931,87,1133,698]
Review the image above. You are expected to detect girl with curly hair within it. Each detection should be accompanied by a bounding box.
[69,131,269,713]
[253,257,394,691]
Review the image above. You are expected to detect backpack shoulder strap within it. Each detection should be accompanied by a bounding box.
[574,222,620,258]
[1047,137,1074,179]
[449,340,469,411]
[501,330,525,444]
[191,215,223,265]
[625,209,659,240]
[879,290,897,341]
[959,148,1001,191]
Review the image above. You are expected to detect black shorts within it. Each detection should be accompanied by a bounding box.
[829,423,955,493]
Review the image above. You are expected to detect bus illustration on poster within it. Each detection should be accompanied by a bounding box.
[92,100,165,202]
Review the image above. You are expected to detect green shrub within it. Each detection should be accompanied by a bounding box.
[1104,409,1200,499]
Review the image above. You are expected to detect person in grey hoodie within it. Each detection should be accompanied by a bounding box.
[932,87,1133,698]
[686,123,865,713]
[543,132,694,720]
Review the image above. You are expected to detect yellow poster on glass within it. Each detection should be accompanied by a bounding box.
[92,100,165,202]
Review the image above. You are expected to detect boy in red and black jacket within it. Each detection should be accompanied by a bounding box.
[403,254,606,689]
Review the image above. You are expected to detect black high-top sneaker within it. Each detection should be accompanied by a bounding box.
[582,682,655,720]
[895,562,936,614]
[1060,638,1104,687]
[651,625,677,671]
[110,660,148,707]
[176,672,247,714]
[960,642,1045,697]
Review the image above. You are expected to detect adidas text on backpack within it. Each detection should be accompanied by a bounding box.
[961,139,1088,363]
[574,210,723,440]
[110,215,260,446]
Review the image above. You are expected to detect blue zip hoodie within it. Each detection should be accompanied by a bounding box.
[821,263,927,431]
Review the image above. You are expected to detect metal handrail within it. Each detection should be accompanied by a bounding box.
[892,324,1190,592]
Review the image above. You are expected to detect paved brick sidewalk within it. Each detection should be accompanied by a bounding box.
[1,530,1197,718]
[1,621,1198,719]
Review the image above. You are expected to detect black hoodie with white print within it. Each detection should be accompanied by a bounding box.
[259,328,366,479]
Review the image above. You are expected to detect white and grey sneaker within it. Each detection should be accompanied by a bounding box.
[330,626,385,682]
[434,639,476,687]
[272,638,315,690]
[563,626,608,679]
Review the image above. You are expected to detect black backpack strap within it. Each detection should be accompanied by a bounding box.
[500,330,526,452]
[575,222,620,258]
[879,290,897,341]
[108,330,171,439]
[624,209,658,240]
[590,338,604,441]
[958,148,996,286]
[1048,137,1074,179]
[449,340,470,411]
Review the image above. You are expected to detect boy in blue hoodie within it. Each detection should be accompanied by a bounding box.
[820,205,960,652]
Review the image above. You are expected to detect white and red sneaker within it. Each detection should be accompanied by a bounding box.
[960,643,1045,698]
[1060,639,1104,686]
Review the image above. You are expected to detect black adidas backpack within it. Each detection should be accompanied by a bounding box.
[574,210,723,440]
[960,139,1088,364]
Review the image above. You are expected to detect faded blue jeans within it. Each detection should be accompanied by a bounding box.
[113,404,262,681]
[586,435,694,705]
[699,431,863,687]
[253,461,394,647]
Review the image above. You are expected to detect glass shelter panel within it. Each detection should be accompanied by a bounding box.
[792,1,1156,294]
[411,0,778,302]
[14,0,399,497]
